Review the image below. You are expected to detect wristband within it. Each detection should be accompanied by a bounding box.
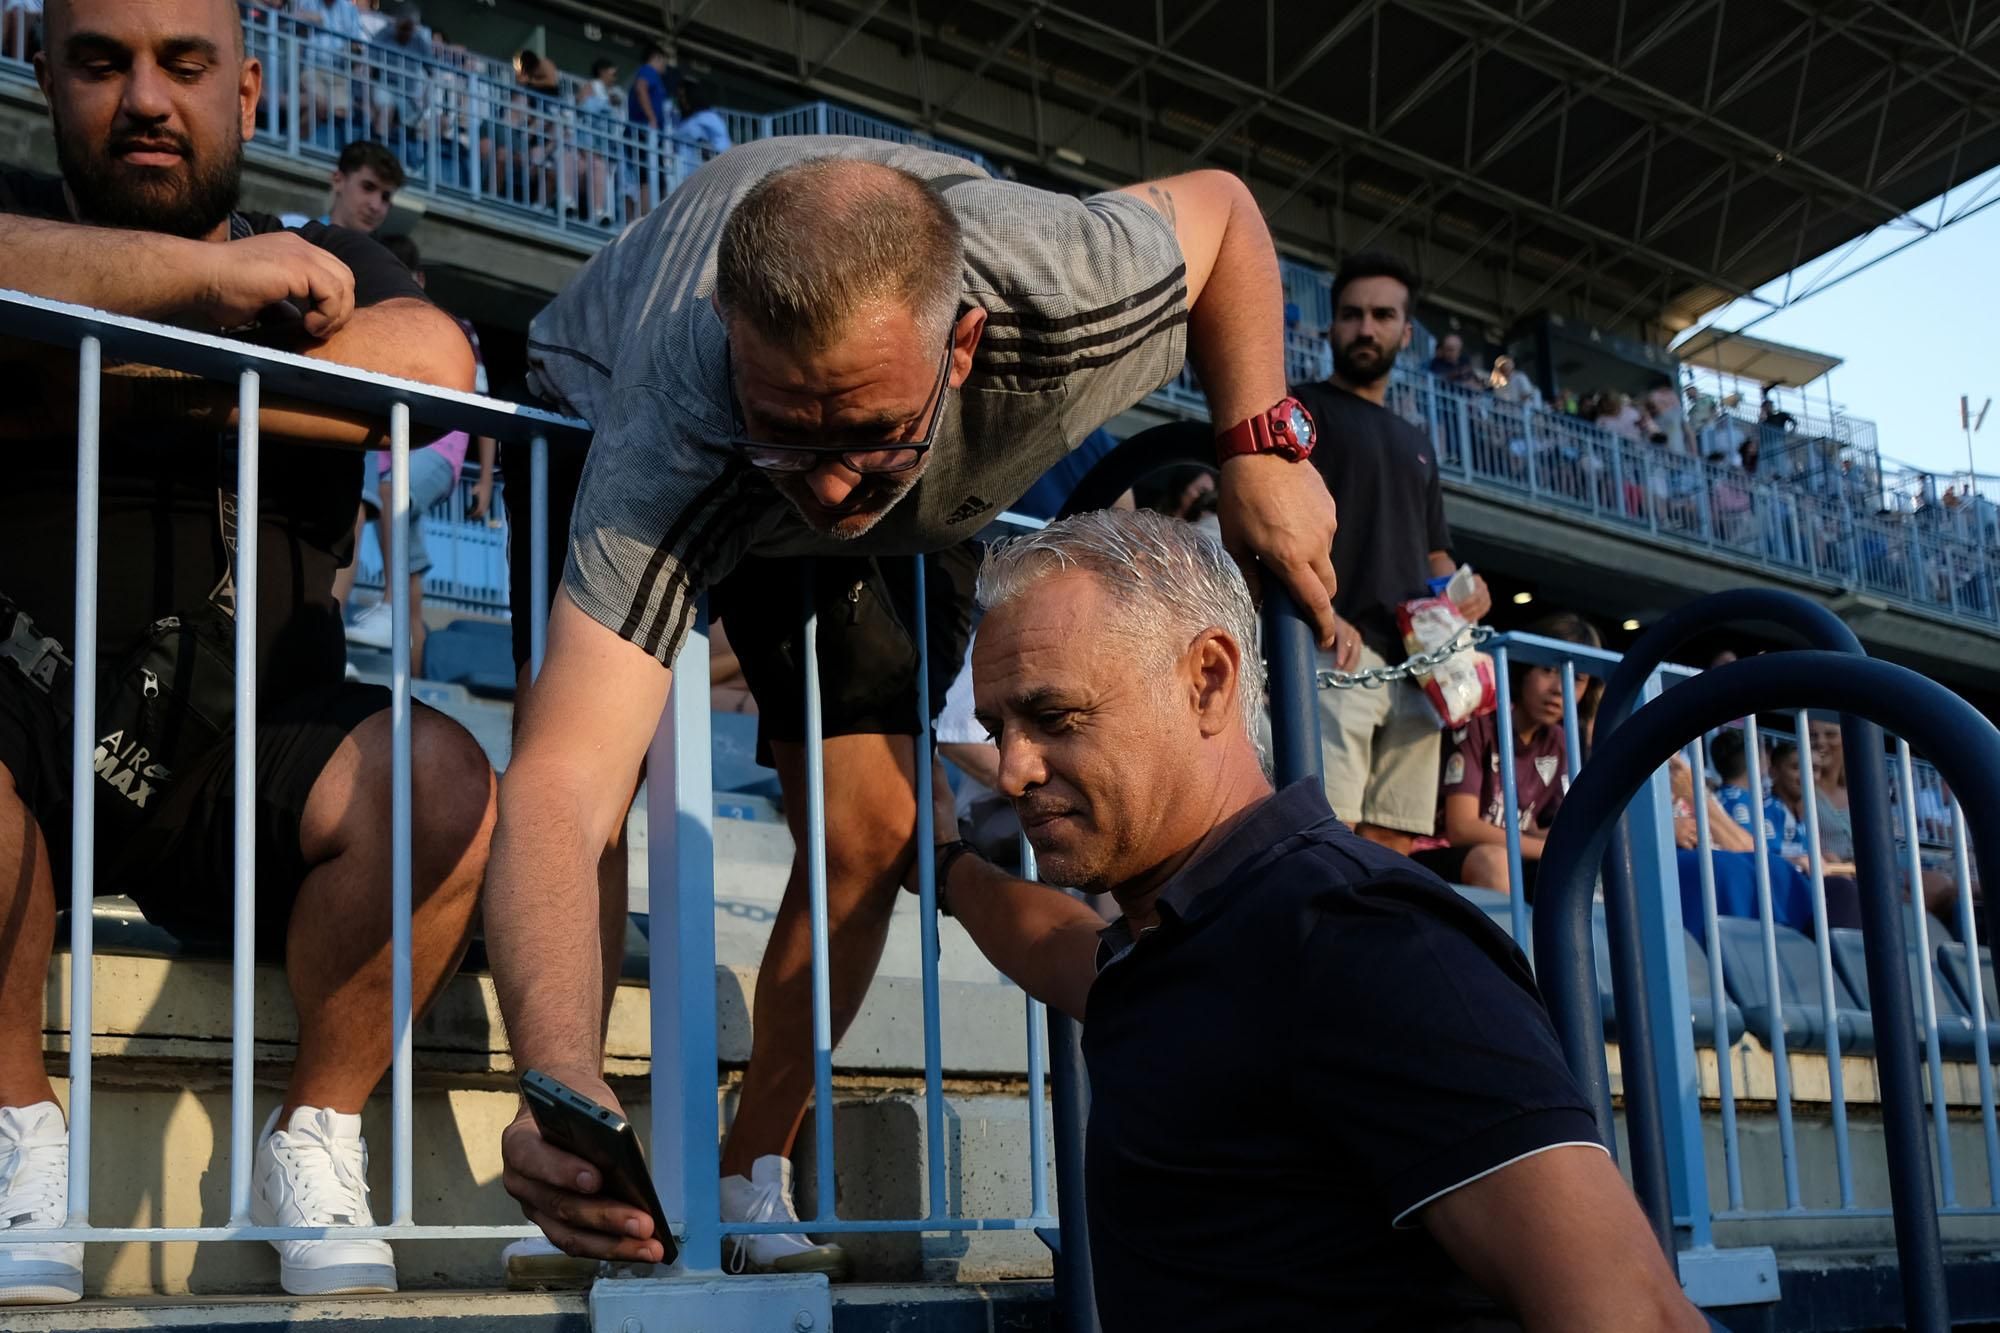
[933,839,979,916]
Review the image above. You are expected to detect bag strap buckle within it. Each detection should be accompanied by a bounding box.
[2,611,73,696]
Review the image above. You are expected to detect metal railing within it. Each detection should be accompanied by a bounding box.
[1394,373,2000,630]
[0,287,1064,1291]
[1378,621,2000,1319]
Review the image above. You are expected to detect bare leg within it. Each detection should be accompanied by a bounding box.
[330,504,367,610]
[719,733,916,1178]
[1461,843,1513,893]
[279,710,494,1119]
[0,764,57,1110]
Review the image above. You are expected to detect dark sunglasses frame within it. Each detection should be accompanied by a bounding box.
[723,327,956,475]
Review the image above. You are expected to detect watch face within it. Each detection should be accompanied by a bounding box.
[1286,404,1315,447]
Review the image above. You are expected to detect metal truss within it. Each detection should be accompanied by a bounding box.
[660,0,2000,332]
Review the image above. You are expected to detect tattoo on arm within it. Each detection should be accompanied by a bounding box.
[1146,185,1178,230]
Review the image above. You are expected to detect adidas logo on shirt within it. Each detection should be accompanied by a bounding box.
[947,495,994,525]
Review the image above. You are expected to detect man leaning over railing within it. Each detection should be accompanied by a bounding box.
[0,0,489,1305]
[922,509,1704,1333]
[488,137,1342,1274]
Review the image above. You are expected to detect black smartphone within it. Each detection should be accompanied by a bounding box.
[519,1069,679,1265]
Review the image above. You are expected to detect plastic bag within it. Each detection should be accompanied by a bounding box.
[1396,592,1496,728]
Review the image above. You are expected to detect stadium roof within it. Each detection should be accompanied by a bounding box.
[1673,328,1843,388]
[661,0,2000,334]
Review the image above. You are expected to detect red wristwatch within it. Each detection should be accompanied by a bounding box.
[1215,397,1317,463]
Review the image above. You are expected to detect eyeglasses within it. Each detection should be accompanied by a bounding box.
[724,330,955,475]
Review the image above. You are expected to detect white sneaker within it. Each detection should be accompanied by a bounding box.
[0,1103,82,1305]
[346,601,394,650]
[251,1106,397,1296]
[500,1233,598,1289]
[719,1156,849,1277]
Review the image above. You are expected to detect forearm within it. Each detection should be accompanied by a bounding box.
[938,742,1002,793]
[944,857,1099,1022]
[486,772,617,1084]
[1179,174,1286,428]
[0,216,209,321]
[477,435,497,473]
[1428,551,1458,578]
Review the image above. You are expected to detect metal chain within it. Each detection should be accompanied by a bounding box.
[1316,624,1496,690]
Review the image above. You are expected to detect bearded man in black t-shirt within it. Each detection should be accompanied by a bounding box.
[1290,254,1492,857]
[0,0,489,1306]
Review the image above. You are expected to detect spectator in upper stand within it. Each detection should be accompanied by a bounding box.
[628,41,679,136]
[1686,382,1731,462]
[514,46,560,95]
[282,139,403,233]
[575,58,621,224]
[335,235,495,676]
[1425,331,1481,388]
[924,511,1703,1333]
[367,6,433,142]
[1643,377,1688,455]
[1488,354,1541,409]
[1598,390,1645,444]
[295,0,366,147]
[0,0,486,1303]
[1410,612,1599,896]
[1711,728,1769,837]
[672,81,731,181]
[1294,251,1491,855]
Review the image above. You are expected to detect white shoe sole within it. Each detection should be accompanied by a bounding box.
[726,1240,850,1279]
[277,1261,397,1296]
[0,1278,83,1305]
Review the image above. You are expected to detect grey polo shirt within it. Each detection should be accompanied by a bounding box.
[526,136,1189,663]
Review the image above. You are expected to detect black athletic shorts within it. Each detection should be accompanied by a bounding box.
[0,664,390,956]
[505,439,981,765]
[709,544,981,766]
[1410,844,1541,901]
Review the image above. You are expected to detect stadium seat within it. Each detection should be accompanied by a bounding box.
[1937,943,1998,1025]
[1828,927,1983,1058]
[1714,916,1874,1054]
[1590,915,1747,1047]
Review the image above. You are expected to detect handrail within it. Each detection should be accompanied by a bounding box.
[1537,650,2000,1333]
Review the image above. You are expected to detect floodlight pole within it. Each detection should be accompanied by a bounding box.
[1962,394,1989,491]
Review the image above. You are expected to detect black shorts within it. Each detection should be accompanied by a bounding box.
[0,664,390,956]
[504,439,981,764]
[1410,844,1540,901]
[709,544,981,766]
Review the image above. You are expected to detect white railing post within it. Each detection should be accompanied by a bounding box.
[66,338,103,1227]
[226,371,261,1225]
[389,404,415,1226]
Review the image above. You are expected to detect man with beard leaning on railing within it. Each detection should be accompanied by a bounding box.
[0,0,488,1305]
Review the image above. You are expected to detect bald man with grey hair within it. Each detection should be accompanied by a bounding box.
[930,508,1704,1333]
[497,137,1342,1274]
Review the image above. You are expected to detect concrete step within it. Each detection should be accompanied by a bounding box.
[6,1282,1055,1332]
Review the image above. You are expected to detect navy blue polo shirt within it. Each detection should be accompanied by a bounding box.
[1083,781,1604,1332]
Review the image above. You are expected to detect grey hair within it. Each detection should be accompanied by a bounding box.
[976,509,1268,765]
[716,158,964,352]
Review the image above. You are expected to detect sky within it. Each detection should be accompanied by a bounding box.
[1681,167,2000,486]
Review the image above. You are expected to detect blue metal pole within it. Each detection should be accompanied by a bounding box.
[1796,713,1854,1208]
[1492,646,1528,944]
[388,403,415,1225]
[802,591,837,1222]
[528,435,548,680]
[1021,837,1051,1221]
[911,557,948,1219]
[1260,587,1321,787]
[651,610,720,1271]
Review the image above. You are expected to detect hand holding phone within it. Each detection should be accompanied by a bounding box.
[501,1070,678,1265]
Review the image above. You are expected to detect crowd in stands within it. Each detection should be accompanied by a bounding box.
[217,3,732,225]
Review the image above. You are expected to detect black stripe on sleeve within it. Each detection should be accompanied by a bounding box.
[618,459,753,642]
[966,310,1189,390]
[976,282,1187,366]
[642,483,771,660]
[979,264,1187,336]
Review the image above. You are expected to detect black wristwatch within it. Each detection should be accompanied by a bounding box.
[933,839,979,916]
